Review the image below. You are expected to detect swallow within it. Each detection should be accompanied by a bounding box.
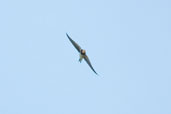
[66,33,98,75]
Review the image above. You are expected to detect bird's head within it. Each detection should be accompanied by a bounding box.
[81,49,86,55]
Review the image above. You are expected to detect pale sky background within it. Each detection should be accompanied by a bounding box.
[0,0,171,114]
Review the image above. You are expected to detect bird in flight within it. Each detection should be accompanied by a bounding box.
[66,33,98,75]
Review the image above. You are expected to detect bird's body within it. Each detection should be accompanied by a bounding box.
[66,33,98,75]
[79,53,84,62]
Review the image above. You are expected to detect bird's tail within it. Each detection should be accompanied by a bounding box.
[79,54,83,63]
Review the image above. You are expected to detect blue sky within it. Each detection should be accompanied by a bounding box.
[0,0,170,114]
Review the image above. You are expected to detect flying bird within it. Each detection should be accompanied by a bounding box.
[66,33,98,75]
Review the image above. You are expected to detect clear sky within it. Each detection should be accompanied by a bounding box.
[0,0,170,114]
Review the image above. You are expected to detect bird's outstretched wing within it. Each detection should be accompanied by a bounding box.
[84,55,98,75]
[66,33,81,53]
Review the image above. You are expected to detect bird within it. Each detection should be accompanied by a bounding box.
[66,33,98,75]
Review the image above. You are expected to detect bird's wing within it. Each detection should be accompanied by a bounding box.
[66,33,81,53]
[84,55,98,75]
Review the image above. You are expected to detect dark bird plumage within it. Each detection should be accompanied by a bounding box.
[66,33,98,75]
